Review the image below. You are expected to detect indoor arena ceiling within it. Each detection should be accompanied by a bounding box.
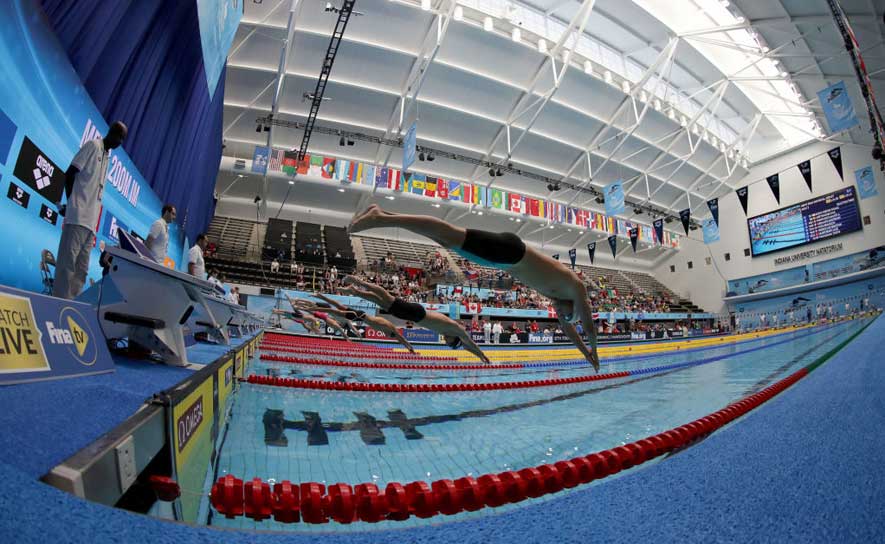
[217,0,884,258]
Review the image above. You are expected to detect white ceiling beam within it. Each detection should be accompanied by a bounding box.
[374,0,457,172]
[228,0,290,60]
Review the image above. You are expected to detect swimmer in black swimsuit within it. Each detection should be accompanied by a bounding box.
[310,292,417,353]
[349,205,599,371]
[286,295,352,339]
[340,276,491,364]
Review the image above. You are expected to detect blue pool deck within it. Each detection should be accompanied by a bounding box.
[1,318,883,543]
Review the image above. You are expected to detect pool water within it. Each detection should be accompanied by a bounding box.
[202,319,869,532]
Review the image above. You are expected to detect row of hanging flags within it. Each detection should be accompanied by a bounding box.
[249,146,680,248]
[675,145,878,245]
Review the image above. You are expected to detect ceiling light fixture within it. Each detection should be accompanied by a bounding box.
[483,17,493,32]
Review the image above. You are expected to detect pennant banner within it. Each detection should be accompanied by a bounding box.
[702,217,720,244]
[766,173,780,204]
[603,180,626,216]
[251,146,269,174]
[855,165,879,199]
[798,160,812,192]
[653,218,664,245]
[568,248,577,268]
[706,197,719,226]
[552,254,560,261]
[629,228,638,252]
[679,208,691,236]
[828,147,843,180]
[736,186,749,215]
[817,81,859,133]
[587,242,596,264]
[607,235,617,260]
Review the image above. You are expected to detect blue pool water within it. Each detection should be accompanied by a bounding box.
[203,319,869,532]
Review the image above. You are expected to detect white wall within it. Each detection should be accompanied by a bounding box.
[655,141,885,313]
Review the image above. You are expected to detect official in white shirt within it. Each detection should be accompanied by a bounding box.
[53,121,127,299]
[145,204,176,264]
[188,233,208,279]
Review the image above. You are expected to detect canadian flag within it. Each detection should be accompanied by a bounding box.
[464,302,482,314]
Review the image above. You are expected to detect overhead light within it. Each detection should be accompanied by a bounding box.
[483,17,493,32]
[621,80,631,94]
[489,167,497,177]
[385,195,395,200]
[508,217,514,221]
[562,50,571,63]
[237,174,244,178]
[538,39,547,54]
[346,139,354,146]
[288,180,295,185]
[567,228,572,232]
[779,71,788,77]
[640,91,648,102]
[263,125,270,132]
[664,216,673,224]
[512,28,521,43]
[337,188,345,192]
[633,208,643,215]
[339,136,346,146]
[549,225,555,229]
[583,61,593,74]
[324,2,334,12]
[595,196,604,204]
[421,0,430,11]
[603,70,613,84]
[477,211,483,216]
[654,99,662,111]
[453,6,463,21]
[515,218,521,222]
[432,203,440,208]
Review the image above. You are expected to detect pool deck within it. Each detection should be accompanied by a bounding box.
[1,317,883,543]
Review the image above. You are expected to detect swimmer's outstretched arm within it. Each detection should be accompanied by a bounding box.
[422,312,490,364]
[573,296,600,356]
[456,329,491,364]
[558,319,599,373]
[349,205,466,248]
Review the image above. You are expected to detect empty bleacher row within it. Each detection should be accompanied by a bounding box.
[324,226,356,269]
[355,235,445,269]
[295,222,324,265]
[205,216,260,259]
[262,218,293,261]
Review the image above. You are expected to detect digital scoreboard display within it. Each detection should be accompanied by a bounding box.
[748,186,862,257]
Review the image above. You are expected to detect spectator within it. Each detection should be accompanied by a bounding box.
[492,321,503,344]
[270,258,280,273]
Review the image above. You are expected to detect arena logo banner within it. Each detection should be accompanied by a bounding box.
[679,208,691,235]
[251,146,268,174]
[607,235,617,259]
[13,136,65,203]
[0,285,114,385]
[706,197,719,226]
[6,180,30,209]
[603,180,626,216]
[817,81,859,133]
[552,253,559,261]
[827,147,843,180]
[653,219,664,245]
[854,165,878,199]
[587,241,596,264]
[702,217,720,244]
[798,160,813,192]
[197,0,243,98]
[736,186,749,215]
[766,173,781,204]
[629,228,638,252]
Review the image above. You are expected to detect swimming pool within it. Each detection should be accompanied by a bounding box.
[202,318,871,532]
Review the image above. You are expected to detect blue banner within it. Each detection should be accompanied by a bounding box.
[727,267,809,296]
[604,180,625,216]
[197,0,242,99]
[0,0,183,293]
[0,285,114,385]
[401,328,440,343]
[251,146,269,174]
[812,247,885,281]
[702,217,720,244]
[403,121,417,172]
[855,165,878,199]
[818,81,859,133]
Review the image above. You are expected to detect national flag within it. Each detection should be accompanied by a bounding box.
[268,148,284,171]
[463,183,475,204]
[463,301,482,314]
[295,154,310,175]
[282,151,298,175]
[529,198,541,217]
[545,201,554,219]
[362,165,375,185]
[448,181,462,201]
[508,193,521,213]
[375,166,389,188]
[308,155,323,176]
[321,157,335,178]
[410,173,426,194]
[347,162,361,183]
[335,160,350,182]
[555,203,565,223]
[425,177,437,197]
[490,188,505,209]
[389,168,402,191]
[437,179,448,199]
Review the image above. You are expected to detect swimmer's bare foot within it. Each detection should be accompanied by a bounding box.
[348,205,385,233]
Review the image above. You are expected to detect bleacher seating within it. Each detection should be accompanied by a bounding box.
[206,216,259,259]
[324,226,356,271]
[262,218,293,261]
[356,235,441,269]
[295,222,324,265]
